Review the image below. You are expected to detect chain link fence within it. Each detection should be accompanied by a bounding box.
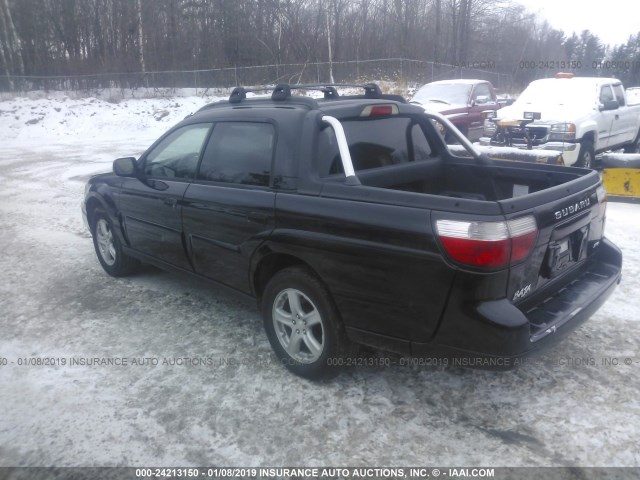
[0,58,513,97]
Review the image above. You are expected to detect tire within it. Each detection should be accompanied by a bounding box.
[261,267,354,380]
[577,140,595,169]
[91,208,137,277]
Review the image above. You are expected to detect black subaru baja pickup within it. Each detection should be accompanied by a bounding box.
[82,83,622,378]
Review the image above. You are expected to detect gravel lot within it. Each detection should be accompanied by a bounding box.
[0,97,638,469]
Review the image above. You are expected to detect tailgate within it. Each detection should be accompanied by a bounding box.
[500,176,619,341]
[507,181,606,303]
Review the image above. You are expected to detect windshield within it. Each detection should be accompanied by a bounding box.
[412,83,472,105]
[514,80,597,107]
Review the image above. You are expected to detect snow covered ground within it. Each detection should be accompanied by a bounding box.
[0,93,638,468]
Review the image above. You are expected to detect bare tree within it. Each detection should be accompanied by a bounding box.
[0,0,23,76]
[325,3,334,82]
[434,0,441,63]
[136,0,145,73]
[0,32,13,89]
[0,0,630,92]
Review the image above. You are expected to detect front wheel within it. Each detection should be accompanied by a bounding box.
[577,140,595,169]
[262,267,353,379]
[91,209,137,277]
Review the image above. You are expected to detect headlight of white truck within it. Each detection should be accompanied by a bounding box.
[548,123,577,141]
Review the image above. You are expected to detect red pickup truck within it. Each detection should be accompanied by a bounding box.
[410,79,501,142]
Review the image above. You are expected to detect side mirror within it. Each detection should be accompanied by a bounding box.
[600,100,619,111]
[113,157,138,177]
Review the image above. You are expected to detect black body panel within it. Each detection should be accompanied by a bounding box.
[118,177,192,270]
[269,192,454,343]
[182,183,275,294]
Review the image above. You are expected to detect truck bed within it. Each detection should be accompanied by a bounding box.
[326,154,591,202]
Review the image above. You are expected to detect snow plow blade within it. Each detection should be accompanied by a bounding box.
[600,153,640,202]
[450,144,564,165]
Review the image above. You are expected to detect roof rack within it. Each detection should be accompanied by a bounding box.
[228,83,404,104]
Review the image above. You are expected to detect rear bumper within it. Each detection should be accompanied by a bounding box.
[411,238,622,368]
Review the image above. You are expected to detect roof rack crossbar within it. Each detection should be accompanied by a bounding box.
[286,83,382,99]
[227,83,387,103]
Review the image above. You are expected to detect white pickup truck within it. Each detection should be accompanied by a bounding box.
[481,73,640,168]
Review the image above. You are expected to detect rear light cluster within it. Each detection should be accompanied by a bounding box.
[360,104,399,116]
[436,215,538,268]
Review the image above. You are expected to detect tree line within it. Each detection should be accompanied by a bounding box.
[1,0,639,91]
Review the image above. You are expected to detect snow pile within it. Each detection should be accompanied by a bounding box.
[0,92,226,153]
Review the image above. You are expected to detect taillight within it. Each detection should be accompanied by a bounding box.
[436,215,537,268]
[360,104,399,116]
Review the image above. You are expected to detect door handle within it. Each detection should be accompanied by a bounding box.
[615,114,619,120]
[163,198,178,208]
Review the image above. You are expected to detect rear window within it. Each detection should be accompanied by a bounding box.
[318,117,436,176]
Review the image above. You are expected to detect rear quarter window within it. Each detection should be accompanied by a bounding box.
[318,116,436,176]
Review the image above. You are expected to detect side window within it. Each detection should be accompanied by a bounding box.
[473,83,491,103]
[599,85,615,104]
[143,123,211,179]
[198,122,275,187]
[613,84,626,106]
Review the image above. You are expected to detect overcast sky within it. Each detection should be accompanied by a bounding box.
[516,0,638,46]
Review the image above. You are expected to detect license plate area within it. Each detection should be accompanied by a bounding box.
[542,225,590,278]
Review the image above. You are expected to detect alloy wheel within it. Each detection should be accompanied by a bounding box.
[95,218,116,266]
[272,288,324,363]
